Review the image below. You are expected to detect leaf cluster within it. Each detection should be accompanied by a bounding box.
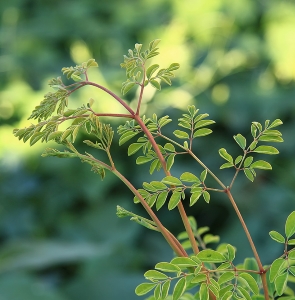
[133,170,210,211]
[218,119,283,181]
[120,40,179,95]
[135,244,262,300]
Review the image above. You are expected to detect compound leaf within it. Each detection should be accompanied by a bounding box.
[285,211,295,238]
[135,283,157,296]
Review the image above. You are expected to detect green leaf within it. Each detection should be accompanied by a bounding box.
[197,249,226,263]
[220,162,234,169]
[173,130,189,139]
[119,131,139,146]
[162,176,182,186]
[203,191,210,203]
[194,120,215,129]
[238,273,259,294]
[122,82,136,95]
[144,270,168,280]
[288,239,295,245]
[150,181,167,190]
[219,148,233,163]
[135,283,157,296]
[190,192,202,206]
[193,128,212,138]
[269,231,285,243]
[155,262,181,273]
[244,168,254,182]
[233,134,246,149]
[200,169,207,182]
[161,280,170,299]
[146,64,160,79]
[253,145,279,155]
[168,192,182,210]
[191,274,207,284]
[168,63,180,71]
[150,79,161,90]
[180,172,200,183]
[251,160,272,170]
[243,156,253,167]
[128,143,144,156]
[269,258,286,282]
[235,155,243,165]
[251,124,257,138]
[258,135,284,143]
[154,284,161,300]
[166,154,175,171]
[173,277,186,300]
[136,156,154,165]
[285,211,295,238]
[170,257,197,267]
[30,132,44,146]
[288,250,295,260]
[226,244,235,261]
[199,283,209,300]
[86,59,98,68]
[164,143,175,152]
[268,119,283,129]
[156,191,168,210]
[249,140,258,150]
[237,286,251,300]
[150,159,159,174]
[149,39,161,50]
[275,272,288,296]
[218,272,235,285]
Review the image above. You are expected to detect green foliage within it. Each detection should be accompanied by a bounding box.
[12,39,294,300]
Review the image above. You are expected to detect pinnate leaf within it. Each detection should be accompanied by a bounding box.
[144,270,168,280]
[274,272,288,296]
[269,258,286,282]
[128,143,144,156]
[162,176,182,186]
[170,257,197,267]
[146,64,159,79]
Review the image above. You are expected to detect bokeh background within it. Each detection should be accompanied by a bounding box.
[1,0,295,299]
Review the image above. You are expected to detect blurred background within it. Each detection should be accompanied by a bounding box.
[0,0,295,299]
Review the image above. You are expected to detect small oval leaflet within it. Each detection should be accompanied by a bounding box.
[180,172,200,183]
[285,211,295,238]
[269,230,285,243]
[135,283,157,296]
[155,262,181,273]
[172,277,186,300]
[233,133,246,149]
[250,160,272,170]
[253,145,279,155]
[162,176,182,186]
[197,249,226,263]
[144,270,168,280]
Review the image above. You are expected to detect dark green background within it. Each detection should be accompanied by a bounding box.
[0,0,295,299]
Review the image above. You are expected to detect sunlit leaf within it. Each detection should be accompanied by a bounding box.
[146,64,160,79]
[156,191,168,211]
[162,176,182,186]
[238,273,259,294]
[128,143,144,156]
[269,258,286,282]
[150,79,161,90]
[170,257,197,267]
[218,272,235,285]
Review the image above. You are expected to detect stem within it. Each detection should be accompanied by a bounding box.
[113,168,187,257]
[225,190,263,269]
[134,115,200,255]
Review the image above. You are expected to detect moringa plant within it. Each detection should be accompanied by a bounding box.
[13,40,295,300]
